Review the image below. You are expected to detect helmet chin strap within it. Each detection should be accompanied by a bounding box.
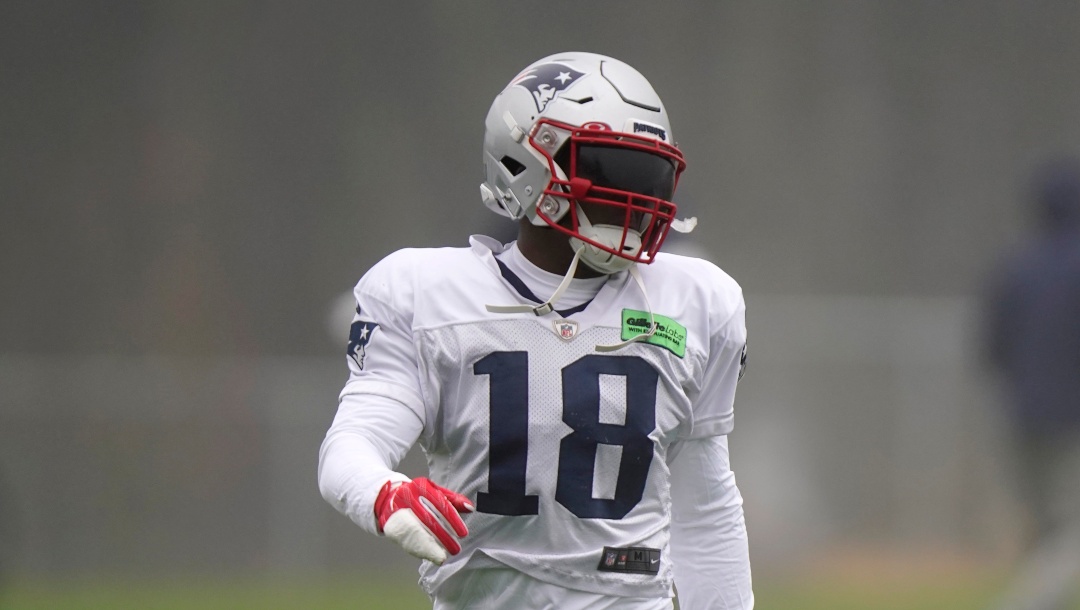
[485,247,656,352]
[595,264,657,352]
[572,202,660,350]
[486,205,658,352]
[485,245,585,316]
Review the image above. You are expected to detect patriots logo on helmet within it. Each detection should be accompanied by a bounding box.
[347,305,380,370]
[512,63,586,112]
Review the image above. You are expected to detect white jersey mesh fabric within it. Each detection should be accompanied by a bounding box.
[343,235,747,600]
[415,318,691,598]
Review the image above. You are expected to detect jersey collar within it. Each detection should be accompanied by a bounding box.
[469,234,631,323]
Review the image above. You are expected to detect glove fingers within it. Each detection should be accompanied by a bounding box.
[379,478,470,559]
[433,494,470,538]
[425,479,475,512]
[413,500,463,555]
[416,479,472,537]
[444,489,475,514]
[414,483,470,535]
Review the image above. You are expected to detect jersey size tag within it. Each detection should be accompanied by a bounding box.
[621,309,687,358]
[597,546,661,575]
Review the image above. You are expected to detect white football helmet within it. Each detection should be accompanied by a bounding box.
[481,52,687,274]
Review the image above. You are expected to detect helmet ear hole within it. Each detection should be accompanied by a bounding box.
[500,156,526,177]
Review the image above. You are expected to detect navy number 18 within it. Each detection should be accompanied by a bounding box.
[473,352,658,520]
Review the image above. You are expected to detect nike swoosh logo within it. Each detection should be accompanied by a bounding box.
[650,558,660,564]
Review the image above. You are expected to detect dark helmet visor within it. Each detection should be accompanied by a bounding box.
[574,144,677,201]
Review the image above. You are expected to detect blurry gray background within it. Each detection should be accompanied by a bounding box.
[2,0,1078,591]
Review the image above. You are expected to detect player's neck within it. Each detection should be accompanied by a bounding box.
[516,219,605,279]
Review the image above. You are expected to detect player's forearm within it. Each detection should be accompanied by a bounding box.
[317,394,422,535]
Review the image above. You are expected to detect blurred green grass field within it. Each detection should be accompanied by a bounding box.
[0,578,1031,610]
[4,571,1074,610]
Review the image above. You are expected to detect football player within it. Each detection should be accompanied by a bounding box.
[319,51,753,609]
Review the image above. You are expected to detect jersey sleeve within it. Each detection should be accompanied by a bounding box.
[317,393,422,535]
[668,435,754,609]
[686,279,747,439]
[341,251,427,425]
[318,251,429,535]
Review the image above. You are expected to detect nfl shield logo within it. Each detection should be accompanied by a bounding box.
[553,319,579,341]
[604,551,617,567]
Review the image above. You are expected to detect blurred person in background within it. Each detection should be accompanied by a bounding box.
[317,52,753,609]
[984,156,1080,610]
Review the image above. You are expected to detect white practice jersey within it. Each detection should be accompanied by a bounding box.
[341,235,747,599]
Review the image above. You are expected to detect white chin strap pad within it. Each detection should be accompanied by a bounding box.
[569,206,642,274]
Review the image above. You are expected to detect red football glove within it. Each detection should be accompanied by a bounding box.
[374,477,473,564]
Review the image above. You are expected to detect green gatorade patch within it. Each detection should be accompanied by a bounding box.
[621,309,687,358]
